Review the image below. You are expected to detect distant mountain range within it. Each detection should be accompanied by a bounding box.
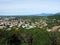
[34,13,53,16]
[34,13,60,16]
[0,13,60,16]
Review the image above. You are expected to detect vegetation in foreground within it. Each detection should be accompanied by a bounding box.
[0,27,60,45]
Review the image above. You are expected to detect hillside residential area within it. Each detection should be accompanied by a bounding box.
[0,14,60,45]
[0,14,60,31]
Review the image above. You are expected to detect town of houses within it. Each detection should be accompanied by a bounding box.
[0,16,60,32]
[0,16,48,29]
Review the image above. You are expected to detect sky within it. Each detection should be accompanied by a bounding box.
[0,0,60,15]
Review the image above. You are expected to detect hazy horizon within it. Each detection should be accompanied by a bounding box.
[0,0,60,16]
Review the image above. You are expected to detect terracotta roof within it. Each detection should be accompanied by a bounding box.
[52,26,60,31]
